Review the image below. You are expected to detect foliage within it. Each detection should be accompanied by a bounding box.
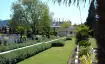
[80,54,92,64]
[52,40,65,47]
[76,24,89,33]
[76,24,89,44]
[79,40,91,47]
[79,47,90,56]
[84,0,96,37]
[60,21,71,28]
[10,0,52,37]
[18,38,75,64]
[73,23,77,27]
[16,26,25,34]
[0,38,65,64]
[0,37,58,52]
[66,37,72,40]
[21,35,27,41]
[0,43,52,64]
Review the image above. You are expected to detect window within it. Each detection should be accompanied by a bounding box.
[70,31,72,34]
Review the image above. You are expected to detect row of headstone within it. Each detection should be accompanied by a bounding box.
[0,34,22,44]
[0,34,44,45]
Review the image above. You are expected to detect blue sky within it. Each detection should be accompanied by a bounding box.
[0,0,90,24]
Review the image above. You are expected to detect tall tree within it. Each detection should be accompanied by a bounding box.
[52,0,105,63]
[42,5,52,38]
[11,0,52,38]
[10,2,29,33]
[85,0,97,37]
[96,0,105,64]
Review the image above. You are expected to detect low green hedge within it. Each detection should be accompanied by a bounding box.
[0,40,37,52]
[66,37,72,40]
[0,38,66,64]
[0,37,59,53]
[0,43,52,64]
[52,40,65,47]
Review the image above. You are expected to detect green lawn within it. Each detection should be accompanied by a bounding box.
[17,38,75,64]
[89,38,97,48]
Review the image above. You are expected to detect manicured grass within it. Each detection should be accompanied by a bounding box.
[89,38,97,48]
[17,38,75,64]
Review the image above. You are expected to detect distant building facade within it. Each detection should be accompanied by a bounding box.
[51,19,77,37]
[57,26,77,37]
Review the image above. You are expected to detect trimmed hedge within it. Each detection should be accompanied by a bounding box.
[52,40,65,47]
[0,38,66,64]
[0,40,37,52]
[66,37,72,40]
[0,37,59,53]
[0,43,52,64]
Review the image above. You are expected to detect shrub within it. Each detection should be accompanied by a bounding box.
[0,43,52,64]
[0,37,59,53]
[22,36,27,41]
[52,40,64,47]
[66,37,72,40]
[79,40,91,47]
[76,25,89,44]
[79,47,90,56]
[0,38,64,64]
[0,40,37,52]
[80,54,92,64]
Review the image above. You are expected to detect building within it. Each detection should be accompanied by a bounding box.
[51,19,77,37]
[57,26,77,37]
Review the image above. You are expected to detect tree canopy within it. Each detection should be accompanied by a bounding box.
[60,21,71,28]
[10,0,52,38]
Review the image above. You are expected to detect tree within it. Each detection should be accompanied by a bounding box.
[73,23,77,27]
[10,2,29,33]
[76,24,89,44]
[85,0,97,37]
[11,0,52,38]
[52,0,105,63]
[60,21,71,28]
[41,5,52,38]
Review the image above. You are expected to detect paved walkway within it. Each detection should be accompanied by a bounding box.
[0,37,66,55]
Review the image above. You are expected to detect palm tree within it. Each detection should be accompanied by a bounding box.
[52,0,105,64]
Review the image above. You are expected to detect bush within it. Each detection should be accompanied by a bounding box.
[0,43,52,64]
[66,37,72,40]
[22,36,27,41]
[79,40,91,47]
[76,25,89,44]
[80,54,92,64]
[0,38,65,64]
[52,40,64,47]
[79,47,90,56]
[0,37,59,53]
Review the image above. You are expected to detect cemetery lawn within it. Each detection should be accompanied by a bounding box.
[89,38,97,48]
[17,38,75,64]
